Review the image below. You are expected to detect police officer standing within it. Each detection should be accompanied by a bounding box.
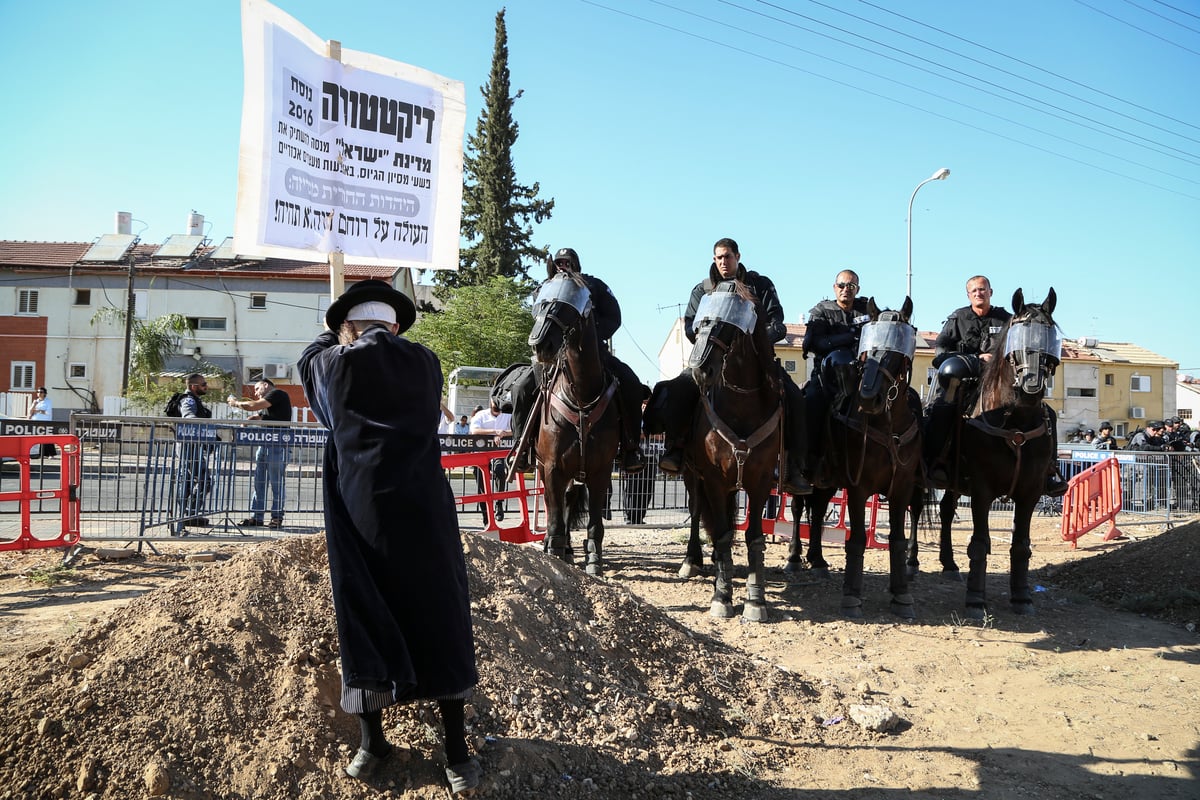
[647,238,811,495]
[1092,421,1117,450]
[508,247,645,473]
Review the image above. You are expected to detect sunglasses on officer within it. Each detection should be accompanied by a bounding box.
[835,281,858,291]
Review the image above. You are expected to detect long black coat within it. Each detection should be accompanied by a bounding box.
[298,328,476,701]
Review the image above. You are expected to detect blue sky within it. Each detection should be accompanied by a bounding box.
[2,0,1197,383]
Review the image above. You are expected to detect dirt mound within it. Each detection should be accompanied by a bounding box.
[1046,521,1200,628]
[0,534,888,799]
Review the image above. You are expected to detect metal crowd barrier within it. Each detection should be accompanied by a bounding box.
[7,416,1192,550]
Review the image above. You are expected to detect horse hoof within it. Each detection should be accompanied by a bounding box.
[710,600,736,618]
[890,600,916,620]
[965,605,987,621]
[841,598,863,620]
[783,559,804,574]
[741,603,768,623]
[678,562,702,579]
[585,564,603,578]
[810,567,831,580]
[905,565,920,580]
[942,569,963,582]
[1011,601,1036,616]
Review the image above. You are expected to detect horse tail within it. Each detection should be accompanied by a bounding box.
[566,484,590,529]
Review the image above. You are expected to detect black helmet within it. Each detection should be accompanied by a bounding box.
[1085,429,1095,436]
[553,247,580,271]
[1099,421,1112,430]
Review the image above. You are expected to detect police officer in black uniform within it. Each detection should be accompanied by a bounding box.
[509,247,645,473]
[646,238,811,495]
[925,275,1068,496]
[1093,421,1117,450]
[802,269,870,479]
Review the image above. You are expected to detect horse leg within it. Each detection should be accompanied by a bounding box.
[806,489,833,579]
[841,492,867,619]
[742,495,769,623]
[1009,495,1037,615]
[939,490,963,580]
[584,478,607,578]
[679,484,705,579]
[784,495,805,573]
[705,487,736,619]
[964,497,992,620]
[905,489,923,580]
[887,489,916,620]
[543,471,571,563]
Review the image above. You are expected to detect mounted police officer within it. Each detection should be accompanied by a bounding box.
[801,269,870,481]
[646,238,811,495]
[925,275,1068,496]
[508,247,646,473]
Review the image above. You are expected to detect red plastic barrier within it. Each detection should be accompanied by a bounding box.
[742,489,887,549]
[0,435,82,552]
[1061,457,1123,548]
[441,450,542,544]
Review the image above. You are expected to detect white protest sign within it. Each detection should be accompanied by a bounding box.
[235,0,465,269]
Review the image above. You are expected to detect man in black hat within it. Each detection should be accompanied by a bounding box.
[298,279,480,792]
[1093,421,1117,450]
[508,247,646,473]
[645,238,811,495]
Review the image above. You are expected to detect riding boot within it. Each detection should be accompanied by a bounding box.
[508,367,540,473]
[1043,404,1069,497]
[655,372,696,474]
[924,402,957,486]
[781,375,812,494]
[611,361,646,473]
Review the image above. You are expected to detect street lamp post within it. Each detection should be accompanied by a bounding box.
[906,167,950,299]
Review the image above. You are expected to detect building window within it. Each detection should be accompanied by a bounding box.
[186,316,228,331]
[1104,373,1114,386]
[246,366,265,383]
[1115,423,1128,438]
[74,289,92,306]
[1181,409,1192,420]
[249,293,267,310]
[69,363,88,380]
[783,360,796,372]
[11,362,35,390]
[1066,387,1097,398]
[1131,375,1151,392]
[17,289,39,314]
[134,290,148,320]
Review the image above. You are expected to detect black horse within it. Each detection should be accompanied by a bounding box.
[524,271,622,576]
[911,289,1062,618]
[674,281,783,622]
[786,298,921,619]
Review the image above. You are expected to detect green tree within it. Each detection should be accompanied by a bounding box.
[409,277,533,379]
[90,310,226,411]
[437,8,553,297]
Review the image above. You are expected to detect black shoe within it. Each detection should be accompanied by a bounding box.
[268,518,284,529]
[1045,473,1069,498]
[927,463,950,488]
[510,451,531,473]
[240,518,263,527]
[621,449,645,473]
[781,462,812,496]
[182,516,209,527]
[658,448,683,474]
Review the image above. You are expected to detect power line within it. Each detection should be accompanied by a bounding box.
[581,0,1200,200]
[1073,0,1200,54]
[1121,0,1200,35]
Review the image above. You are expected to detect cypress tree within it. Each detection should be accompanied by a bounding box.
[437,8,553,296]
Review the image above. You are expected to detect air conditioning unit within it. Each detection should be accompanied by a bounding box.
[1130,407,1146,419]
[269,362,290,379]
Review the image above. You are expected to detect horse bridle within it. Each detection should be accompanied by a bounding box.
[833,350,920,488]
[539,303,615,481]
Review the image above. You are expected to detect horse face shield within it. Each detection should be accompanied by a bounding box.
[687,291,758,373]
[1004,322,1061,394]
[857,319,915,404]
[528,275,593,351]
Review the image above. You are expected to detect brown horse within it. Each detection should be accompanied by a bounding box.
[527,271,622,576]
[786,298,921,619]
[680,281,782,622]
[934,288,1061,619]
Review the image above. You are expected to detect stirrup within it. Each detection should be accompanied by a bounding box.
[621,449,645,473]
[1045,473,1069,498]
[658,448,683,474]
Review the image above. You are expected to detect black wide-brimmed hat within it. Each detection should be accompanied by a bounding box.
[325,279,416,333]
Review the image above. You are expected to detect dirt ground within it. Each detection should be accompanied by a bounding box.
[0,508,1196,799]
